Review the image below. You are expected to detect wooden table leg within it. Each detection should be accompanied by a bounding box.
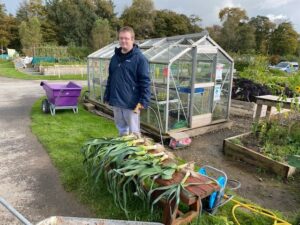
[266,105,272,120]
[162,199,177,225]
[255,103,263,122]
[164,197,201,225]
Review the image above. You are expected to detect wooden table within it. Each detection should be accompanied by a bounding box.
[255,95,300,121]
[154,171,219,225]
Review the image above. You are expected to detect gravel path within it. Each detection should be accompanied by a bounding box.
[0,77,90,224]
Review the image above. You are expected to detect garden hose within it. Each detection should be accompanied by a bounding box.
[223,194,292,225]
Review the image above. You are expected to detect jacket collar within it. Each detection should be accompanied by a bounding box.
[115,44,140,60]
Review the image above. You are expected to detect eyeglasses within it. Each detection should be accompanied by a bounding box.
[119,37,132,41]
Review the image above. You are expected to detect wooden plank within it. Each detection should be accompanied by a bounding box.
[256,95,300,110]
[191,113,212,128]
[223,134,296,178]
[182,121,233,137]
[82,102,95,111]
[172,211,199,225]
[194,82,215,88]
[256,95,300,103]
[87,98,232,139]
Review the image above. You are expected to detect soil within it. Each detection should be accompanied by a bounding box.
[239,133,263,153]
[172,115,300,217]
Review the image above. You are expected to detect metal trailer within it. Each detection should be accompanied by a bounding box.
[40,81,82,116]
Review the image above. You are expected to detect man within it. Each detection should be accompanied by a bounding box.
[104,26,151,137]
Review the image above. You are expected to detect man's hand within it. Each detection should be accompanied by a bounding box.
[133,103,144,113]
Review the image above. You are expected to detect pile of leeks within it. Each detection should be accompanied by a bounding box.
[81,135,199,217]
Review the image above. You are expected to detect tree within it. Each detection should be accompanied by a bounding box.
[17,0,58,43]
[19,17,42,56]
[0,4,10,52]
[206,25,222,43]
[153,10,202,38]
[219,7,248,23]
[269,22,299,55]
[236,23,256,53]
[121,0,155,39]
[93,0,115,20]
[188,14,202,33]
[46,0,98,46]
[0,4,19,52]
[218,7,249,52]
[249,16,275,54]
[90,18,112,50]
[16,0,45,20]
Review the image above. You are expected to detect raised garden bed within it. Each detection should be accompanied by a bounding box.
[223,132,297,178]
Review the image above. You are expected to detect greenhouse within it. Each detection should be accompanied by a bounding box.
[87,32,234,134]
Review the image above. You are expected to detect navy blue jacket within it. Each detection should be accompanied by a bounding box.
[104,45,151,110]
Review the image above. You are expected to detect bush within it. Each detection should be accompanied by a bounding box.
[269,55,281,65]
[252,111,300,162]
[67,45,91,59]
[238,55,300,95]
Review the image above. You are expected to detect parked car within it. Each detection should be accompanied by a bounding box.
[290,62,299,71]
[269,61,296,73]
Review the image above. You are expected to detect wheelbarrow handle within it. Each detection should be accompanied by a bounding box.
[0,197,33,225]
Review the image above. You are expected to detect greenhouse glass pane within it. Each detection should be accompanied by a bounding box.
[143,42,170,59]
[140,38,165,48]
[151,46,189,63]
[195,53,215,83]
[212,50,232,120]
[91,43,118,58]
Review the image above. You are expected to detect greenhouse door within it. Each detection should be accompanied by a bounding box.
[189,46,217,128]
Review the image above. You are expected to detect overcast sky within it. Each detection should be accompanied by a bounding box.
[2,0,300,32]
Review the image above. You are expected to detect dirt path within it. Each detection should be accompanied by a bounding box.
[173,115,300,217]
[0,77,90,224]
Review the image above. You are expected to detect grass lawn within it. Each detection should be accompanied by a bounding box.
[0,60,87,80]
[30,99,296,225]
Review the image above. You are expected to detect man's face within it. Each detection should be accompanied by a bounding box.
[119,31,134,52]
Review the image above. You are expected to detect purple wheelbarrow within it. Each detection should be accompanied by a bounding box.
[40,81,82,116]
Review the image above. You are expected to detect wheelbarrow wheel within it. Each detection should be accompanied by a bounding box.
[41,99,50,113]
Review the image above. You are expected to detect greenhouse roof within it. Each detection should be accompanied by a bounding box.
[88,31,233,63]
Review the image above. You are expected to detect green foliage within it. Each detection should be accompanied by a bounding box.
[270,22,299,56]
[229,138,243,146]
[0,4,18,50]
[67,44,91,59]
[238,55,300,94]
[232,54,252,71]
[206,25,222,43]
[252,114,300,163]
[19,16,43,56]
[90,19,113,51]
[249,16,275,54]
[46,0,97,46]
[121,0,155,39]
[218,7,251,52]
[94,0,116,21]
[17,0,57,44]
[236,23,256,53]
[153,10,202,38]
[32,44,68,58]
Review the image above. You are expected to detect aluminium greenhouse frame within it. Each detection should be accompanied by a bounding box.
[87,32,234,135]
